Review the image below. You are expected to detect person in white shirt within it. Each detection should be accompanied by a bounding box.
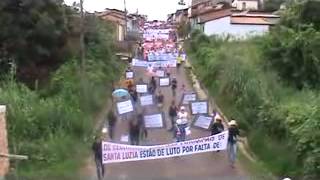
[176,106,188,142]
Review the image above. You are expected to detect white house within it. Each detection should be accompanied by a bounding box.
[200,11,280,39]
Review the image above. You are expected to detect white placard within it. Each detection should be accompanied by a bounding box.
[155,70,165,77]
[182,93,197,105]
[126,71,134,79]
[144,114,164,128]
[194,115,212,129]
[140,95,154,106]
[136,84,148,93]
[116,100,134,115]
[191,101,208,115]
[185,127,192,136]
[159,77,170,86]
[120,135,129,142]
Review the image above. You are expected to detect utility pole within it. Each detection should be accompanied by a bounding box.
[80,0,86,76]
[124,0,127,40]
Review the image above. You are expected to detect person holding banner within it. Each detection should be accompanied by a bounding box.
[211,115,224,136]
[92,136,104,180]
[228,120,240,168]
[176,106,189,142]
[210,115,224,152]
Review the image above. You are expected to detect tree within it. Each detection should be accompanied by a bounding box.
[177,20,191,40]
[263,0,286,11]
[262,0,320,89]
[0,0,69,85]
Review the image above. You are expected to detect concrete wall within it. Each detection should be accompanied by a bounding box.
[203,16,269,39]
[0,105,9,178]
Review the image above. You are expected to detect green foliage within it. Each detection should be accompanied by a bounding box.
[1,16,124,178]
[0,0,70,83]
[262,0,320,89]
[263,0,286,11]
[177,20,191,40]
[187,32,320,179]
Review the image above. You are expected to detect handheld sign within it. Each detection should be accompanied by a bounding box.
[192,115,212,130]
[139,94,154,106]
[159,77,170,87]
[181,92,197,105]
[116,100,134,115]
[136,84,148,93]
[144,113,165,129]
[190,101,209,115]
[125,71,134,79]
[155,70,165,77]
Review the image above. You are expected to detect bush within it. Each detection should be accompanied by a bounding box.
[1,18,124,178]
[187,31,320,179]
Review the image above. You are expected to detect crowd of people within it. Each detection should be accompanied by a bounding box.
[91,21,243,180]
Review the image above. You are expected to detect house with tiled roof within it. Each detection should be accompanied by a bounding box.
[96,8,144,42]
[189,0,279,39]
[201,10,280,38]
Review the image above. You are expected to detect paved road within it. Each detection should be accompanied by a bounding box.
[81,64,248,180]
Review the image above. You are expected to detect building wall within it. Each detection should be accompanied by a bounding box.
[0,106,9,178]
[203,16,269,38]
[118,25,125,41]
[232,0,258,10]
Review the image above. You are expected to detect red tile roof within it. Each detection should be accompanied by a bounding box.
[198,8,232,23]
[230,16,277,25]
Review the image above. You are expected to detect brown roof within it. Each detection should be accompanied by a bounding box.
[230,16,277,25]
[198,8,232,23]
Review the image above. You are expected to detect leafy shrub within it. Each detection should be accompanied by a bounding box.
[187,31,320,179]
[1,18,124,178]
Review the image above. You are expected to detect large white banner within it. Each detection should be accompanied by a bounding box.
[102,131,229,164]
[132,59,177,68]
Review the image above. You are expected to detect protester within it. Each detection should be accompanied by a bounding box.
[176,106,189,142]
[227,120,240,168]
[137,113,148,141]
[181,84,186,93]
[107,110,117,140]
[171,78,177,96]
[156,90,164,109]
[165,64,171,77]
[129,119,141,145]
[210,114,224,152]
[92,136,104,180]
[168,100,178,132]
[176,54,182,70]
[129,87,138,104]
[149,76,157,94]
[211,115,224,135]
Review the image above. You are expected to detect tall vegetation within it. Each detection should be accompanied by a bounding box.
[187,1,320,179]
[0,0,124,178]
[262,0,320,89]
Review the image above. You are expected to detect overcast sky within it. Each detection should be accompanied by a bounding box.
[64,0,191,20]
